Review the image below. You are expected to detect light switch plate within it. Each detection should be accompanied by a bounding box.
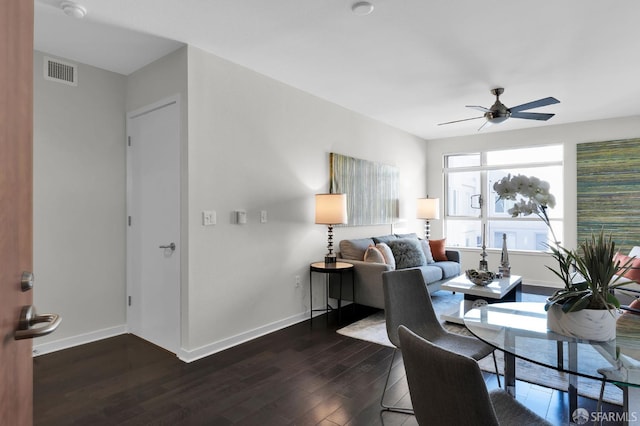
[260,210,267,223]
[235,210,247,224]
[202,210,216,226]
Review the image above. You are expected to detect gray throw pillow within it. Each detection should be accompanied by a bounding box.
[388,238,427,269]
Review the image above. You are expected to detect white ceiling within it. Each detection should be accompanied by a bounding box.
[34,0,640,140]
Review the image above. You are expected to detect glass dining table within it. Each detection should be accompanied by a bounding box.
[464,302,640,424]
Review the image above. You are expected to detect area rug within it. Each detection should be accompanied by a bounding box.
[337,292,623,405]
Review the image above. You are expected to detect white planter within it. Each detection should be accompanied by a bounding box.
[547,304,619,341]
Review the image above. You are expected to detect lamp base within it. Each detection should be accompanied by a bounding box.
[324,254,337,264]
[479,260,488,272]
[499,265,511,277]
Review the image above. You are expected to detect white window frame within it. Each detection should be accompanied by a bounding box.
[444,146,563,252]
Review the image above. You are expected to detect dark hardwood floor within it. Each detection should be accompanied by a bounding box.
[34,289,624,425]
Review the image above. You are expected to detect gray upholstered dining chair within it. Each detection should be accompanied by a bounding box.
[398,325,552,425]
[381,268,501,414]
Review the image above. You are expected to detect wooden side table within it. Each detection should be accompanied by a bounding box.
[309,261,355,324]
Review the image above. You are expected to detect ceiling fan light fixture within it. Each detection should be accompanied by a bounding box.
[61,1,87,19]
[485,111,509,124]
[351,1,374,16]
[439,87,560,129]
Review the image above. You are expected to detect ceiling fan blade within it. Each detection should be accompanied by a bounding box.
[510,112,555,121]
[438,116,484,126]
[477,120,492,131]
[466,105,491,113]
[509,97,560,113]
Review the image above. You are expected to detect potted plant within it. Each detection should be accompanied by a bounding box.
[493,174,634,341]
[545,230,635,341]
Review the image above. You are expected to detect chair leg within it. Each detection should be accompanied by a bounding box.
[596,375,606,426]
[380,348,414,414]
[557,341,564,370]
[492,351,501,388]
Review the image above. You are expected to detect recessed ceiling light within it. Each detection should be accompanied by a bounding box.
[351,1,374,16]
[61,1,87,19]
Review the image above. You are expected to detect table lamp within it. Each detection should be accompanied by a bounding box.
[315,193,348,264]
[417,197,440,240]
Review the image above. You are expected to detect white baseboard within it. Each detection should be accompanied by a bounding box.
[32,325,127,356]
[32,312,314,363]
[178,312,309,363]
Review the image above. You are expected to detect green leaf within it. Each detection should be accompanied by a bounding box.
[563,293,591,313]
[571,282,589,292]
[605,292,620,309]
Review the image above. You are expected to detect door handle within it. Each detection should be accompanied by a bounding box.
[14,305,62,340]
[159,242,176,251]
[471,194,483,209]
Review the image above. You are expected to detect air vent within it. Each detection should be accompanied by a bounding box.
[44,56,77,86]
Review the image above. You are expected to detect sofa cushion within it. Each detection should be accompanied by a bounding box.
[404,265,443,284]
[432,261,462,279]
[429,238,448,261]
[364,245,386,264]
[340,237,375,260]
[388,238,427,269]
[376,243,396,269]
[373,234,398,244]
[420,240,435,264]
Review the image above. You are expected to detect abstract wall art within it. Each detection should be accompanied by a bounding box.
[576,138,640,252]
[329,152,399,226]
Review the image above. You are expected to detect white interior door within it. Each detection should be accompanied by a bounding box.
[127,97,181,354]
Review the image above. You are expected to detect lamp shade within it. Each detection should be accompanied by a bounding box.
[417,198,440,220]
[315,193,348,225]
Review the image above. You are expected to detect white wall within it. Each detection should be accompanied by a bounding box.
[426,116,640,287]
[184,46,428,356]
[33,51,127,352]
[32,45,428,359]
[126,47,188,112]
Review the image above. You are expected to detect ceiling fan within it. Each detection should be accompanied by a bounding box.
[439,88,560,130]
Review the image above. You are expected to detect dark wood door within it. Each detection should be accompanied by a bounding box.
[0,1,34,424]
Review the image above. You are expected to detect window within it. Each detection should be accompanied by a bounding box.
[444,145,563,251]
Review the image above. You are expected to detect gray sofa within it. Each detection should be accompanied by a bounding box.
[330,233,461,309]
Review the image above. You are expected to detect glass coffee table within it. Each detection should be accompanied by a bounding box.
[440,273,522,324]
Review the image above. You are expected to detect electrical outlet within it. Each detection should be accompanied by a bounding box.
[295,275,300,287]
[260,210,268,223]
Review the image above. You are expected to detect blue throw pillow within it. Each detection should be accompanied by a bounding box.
[395,233,419,239]
[373,234,398,244]
[387,238,427,269]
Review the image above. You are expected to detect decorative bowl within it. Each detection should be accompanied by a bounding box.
[465,269,496,286]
